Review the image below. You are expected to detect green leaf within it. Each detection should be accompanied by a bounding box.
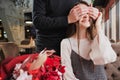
[91,0,95,4]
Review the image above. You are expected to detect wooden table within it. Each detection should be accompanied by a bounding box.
[19,44,36,54]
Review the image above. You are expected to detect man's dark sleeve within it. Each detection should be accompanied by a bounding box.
[32,0,69,30]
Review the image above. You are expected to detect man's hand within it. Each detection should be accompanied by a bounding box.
[68,4,88,24]
[88,6,99,20]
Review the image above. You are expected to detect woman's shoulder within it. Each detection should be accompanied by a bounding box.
[61,38,72,51]
[61,38,70,45]
[62,38,70,41]
[61,38,69,42]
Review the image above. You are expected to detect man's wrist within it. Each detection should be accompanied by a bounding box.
[67,16,71,24]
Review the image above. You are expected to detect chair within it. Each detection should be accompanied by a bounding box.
[21,39,30,45]
[105,43,120,80]
[19,37,35,54]
[0,42,19,61]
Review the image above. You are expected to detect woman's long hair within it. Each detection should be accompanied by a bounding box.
[66,0,97,70]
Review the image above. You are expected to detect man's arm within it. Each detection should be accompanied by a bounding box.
[32,0,69,30]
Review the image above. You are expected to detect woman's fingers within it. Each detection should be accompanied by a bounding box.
[95,12,103,32]
[45,50,56,56]
[96,12,102,25]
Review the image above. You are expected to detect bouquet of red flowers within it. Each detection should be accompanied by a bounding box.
[12,49,65,80]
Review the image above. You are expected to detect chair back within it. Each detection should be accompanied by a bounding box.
[0,42,19,59]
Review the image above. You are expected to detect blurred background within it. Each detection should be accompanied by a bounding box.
[0,0,120,80]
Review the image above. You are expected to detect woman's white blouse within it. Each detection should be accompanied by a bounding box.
[60,30,117,80]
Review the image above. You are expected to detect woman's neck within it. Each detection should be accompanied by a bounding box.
[80,29,87,39]
[72,28,87,39]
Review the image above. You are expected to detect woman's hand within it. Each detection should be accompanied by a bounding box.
[44,49,56,56]
[95,12,103,33]
[29,49,55,71]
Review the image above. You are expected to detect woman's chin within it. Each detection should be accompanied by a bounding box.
[80,22,90,27]
[81,24,90,28]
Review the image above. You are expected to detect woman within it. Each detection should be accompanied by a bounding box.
[61,1,116,80]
